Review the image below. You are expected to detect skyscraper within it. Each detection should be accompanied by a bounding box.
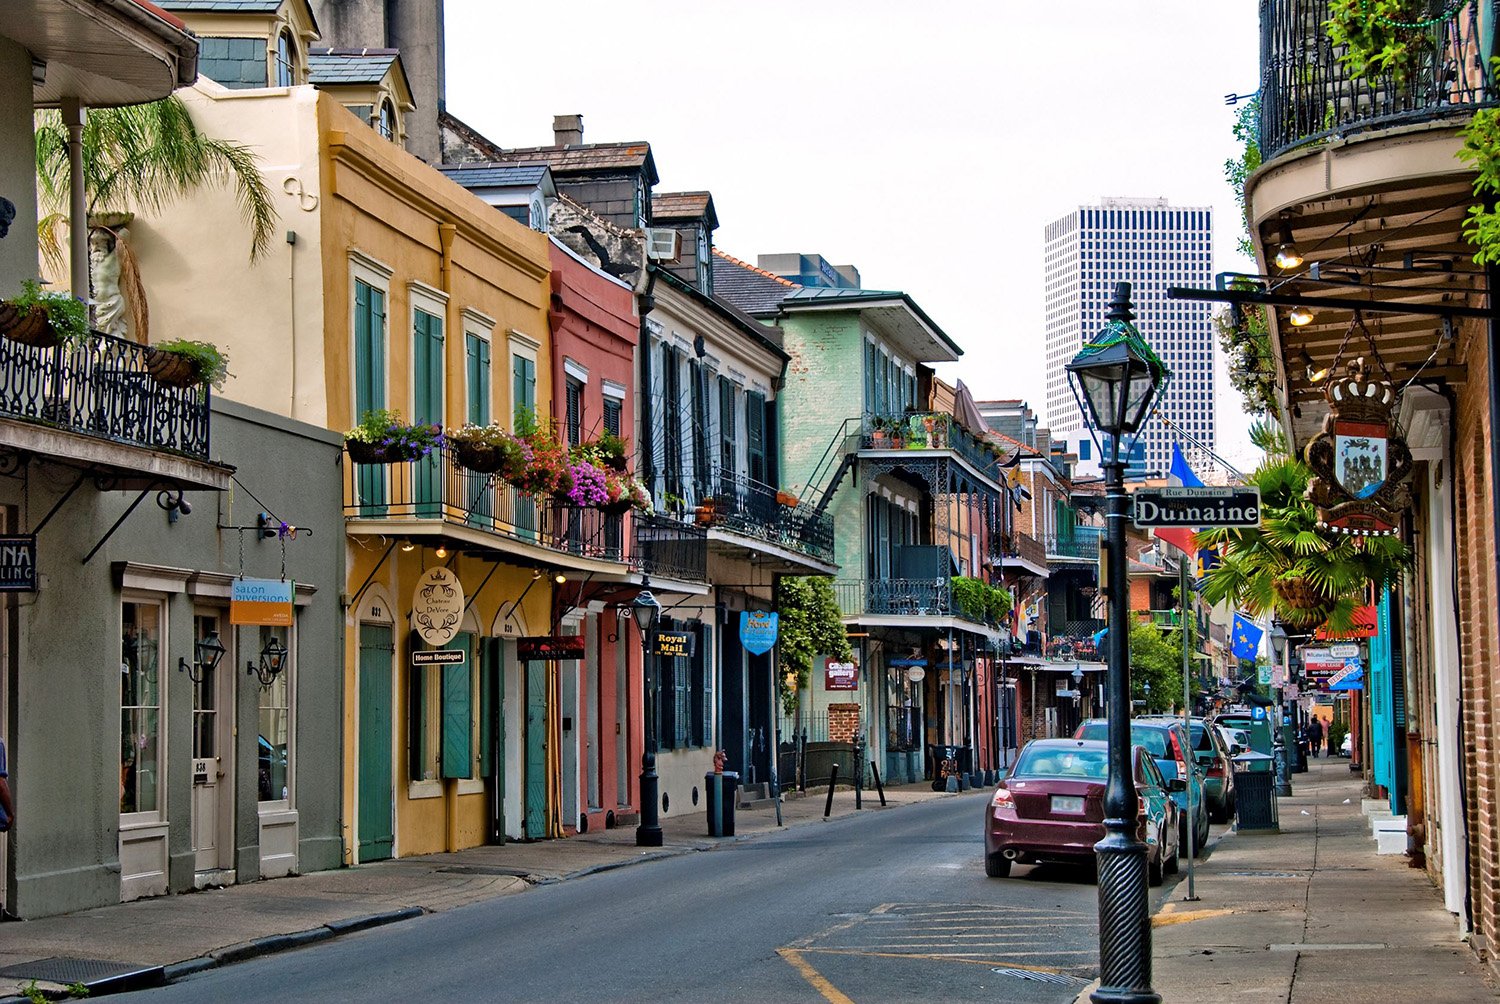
[1043,197,1215,477]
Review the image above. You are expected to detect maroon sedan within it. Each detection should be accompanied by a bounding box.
[984,738,1180,883]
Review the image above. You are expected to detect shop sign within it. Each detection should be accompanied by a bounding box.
[0,534,36,592]
[825,660,858,691]
[653,631,696,658]
[889,657,927,667]
[411,567,464,646]
[1304,354,1412,537]
[1328,643,1361,658]
[1132,487,1262,528]
[1315,606,1377,640]
[517,635,585,662]
[739,610,778,656]
[231,577,293,626]
[412,649,466,666]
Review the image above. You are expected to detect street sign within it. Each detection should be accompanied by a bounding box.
[1132,486,1262,528]
[412,649,466,666]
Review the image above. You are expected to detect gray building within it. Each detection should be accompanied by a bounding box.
[1043,197,1215,476]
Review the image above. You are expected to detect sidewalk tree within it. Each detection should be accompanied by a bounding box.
[1130,621,1183,713]
[775,576,851,715]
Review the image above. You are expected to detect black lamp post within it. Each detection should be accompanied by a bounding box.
[1066,281,1169,1004]
[632,585,663,847]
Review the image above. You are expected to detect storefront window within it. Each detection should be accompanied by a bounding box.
[121,601,162,815]
[257,625,291,803]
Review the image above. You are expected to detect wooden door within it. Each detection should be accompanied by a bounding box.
[357,624,395,861]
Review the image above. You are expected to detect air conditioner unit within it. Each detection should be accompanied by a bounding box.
[646,228,680,261]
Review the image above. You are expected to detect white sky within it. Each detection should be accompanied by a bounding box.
[445,0,1262,470]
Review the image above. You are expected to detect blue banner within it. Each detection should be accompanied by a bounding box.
[739,610,778,656]
[1232,613,1263,661]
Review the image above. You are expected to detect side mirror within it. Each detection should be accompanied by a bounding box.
[1231,744,1244,756]
[1168,777,1187,793]
[1195,751,1215,764]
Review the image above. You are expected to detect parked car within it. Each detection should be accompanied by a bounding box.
[984,738,1181,884]
[1217,724,1251,756]
[1075,718,1209,857]
[1140,715,1237,824]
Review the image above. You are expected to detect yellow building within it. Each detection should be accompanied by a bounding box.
[122,11,644,861]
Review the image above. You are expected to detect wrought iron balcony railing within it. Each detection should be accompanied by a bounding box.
[0,329,211,459]
[647,469,835,564]
[858,412,1002,482]
[834,577,996,628]
[1259,0,1500,163]
[994,530,1049,569]
[1045,528,1101,561]
[633,511,708,583]
[344,447,628,565]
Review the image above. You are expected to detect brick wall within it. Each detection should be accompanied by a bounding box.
[1453,317,1500,960]
[828,703,862,743]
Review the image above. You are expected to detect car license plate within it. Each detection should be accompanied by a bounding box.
[1051,795,1085,814]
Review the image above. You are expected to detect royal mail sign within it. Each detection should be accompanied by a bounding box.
[1132,487,1262,529]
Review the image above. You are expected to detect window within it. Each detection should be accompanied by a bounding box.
[511,351,537,426]
[658,620,710,750]
[690,363,710,491]
[121,600,164,817]
[352,266,389,420]
[274,29,296,87]
[603,395,623,438]
[378,99,397,142]
[697,227,711,294]
[634,175,649,229]
[565,377,583,447]
[465,330,491,426]
[718,376,737,487]
[661,343,683,501]
[746,390,766,484]
[257,625,292,803]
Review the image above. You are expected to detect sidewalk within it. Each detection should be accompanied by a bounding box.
[1146,757,1498,1003]
[0,778,951,996]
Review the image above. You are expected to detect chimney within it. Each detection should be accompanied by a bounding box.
[553,114,583,148]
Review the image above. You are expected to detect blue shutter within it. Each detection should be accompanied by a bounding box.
[466,334,491,427]
[441,633,473,779]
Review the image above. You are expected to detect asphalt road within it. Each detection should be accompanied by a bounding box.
[124,793,1112,1003]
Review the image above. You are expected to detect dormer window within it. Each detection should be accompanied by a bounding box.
[274,28,297,87]
[378,99,396,141]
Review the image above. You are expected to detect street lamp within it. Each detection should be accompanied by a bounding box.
[631,585,663,847]
[1066,281,1169,1004]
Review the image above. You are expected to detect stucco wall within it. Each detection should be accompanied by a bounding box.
[0,39,38,292]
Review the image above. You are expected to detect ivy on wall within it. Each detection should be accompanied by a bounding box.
[776,576,852,715]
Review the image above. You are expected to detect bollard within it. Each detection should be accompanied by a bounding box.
[824,762,839,818]
[854,740,864,810]
[871,760,887,806]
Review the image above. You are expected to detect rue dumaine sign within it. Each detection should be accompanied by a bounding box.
[1132,487,1262,529]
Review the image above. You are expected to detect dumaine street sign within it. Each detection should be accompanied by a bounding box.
[1132,487,1262,529]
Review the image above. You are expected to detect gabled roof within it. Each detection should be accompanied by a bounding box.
[437,162,553,192]
[712,249,798,318]
[307,47,401,86]
[492,142,659,185]
[158,0,283,11]
[652,191,717,229]
[653,268,788,364]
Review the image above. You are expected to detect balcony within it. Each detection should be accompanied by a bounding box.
[1141,609,1181,630]
[345,447,636,571]
[662,470,835,567]
[0,330,227,489]
[995,530,1048,573]
[1045,528,1101,562]
[858,412,1002,484]
[1259,0,1496,164]
[833,577,1005,632]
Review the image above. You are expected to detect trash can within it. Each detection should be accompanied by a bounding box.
[1233,751,1280,832]
[705,771,740,837]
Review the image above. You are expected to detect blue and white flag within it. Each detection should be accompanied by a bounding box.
[1231,613,1263,661]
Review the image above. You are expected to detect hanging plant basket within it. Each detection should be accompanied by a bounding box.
[345,438,411,464]
[602,454,629,472]
[0,304,61,348]
[600,499,634,516]
[1272,576,1333,624]
[145,348,201,388]
[453,440,503,474]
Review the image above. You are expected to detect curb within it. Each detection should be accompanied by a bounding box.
[158,906,425,986]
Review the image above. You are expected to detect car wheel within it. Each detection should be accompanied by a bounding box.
[1194,820,1209,856]
[1165,841,1180,875]
[985,853,1011,878]
[1148,847,1164,886]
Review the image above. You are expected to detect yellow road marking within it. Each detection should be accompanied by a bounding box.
[1152,908,1235,928]
[777,948,856,1004]
[799,947,1075,969]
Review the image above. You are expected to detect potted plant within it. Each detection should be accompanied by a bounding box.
[593,430,630,471]
[448,423,508,474]
[345,409,444,464]
[144,338,230,390]
[600,471,650,514]
[0,280,89,349]
[695,495,721,525]
[870,416,890,447]
[776,489,799,507]
[561,458,608,507]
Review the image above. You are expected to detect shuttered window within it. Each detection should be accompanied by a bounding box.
[479,639,498,778]
[746,390,766,484]
[603,397,622,438]
[691,622,711,748]
[511,353,536,426]
[662,344,682,500]
[354,279,386,417]
[691,363,710,493]
[565,378,583,446]
[718,377,737,486]
[441,634,473,779]
[466,333,491,426]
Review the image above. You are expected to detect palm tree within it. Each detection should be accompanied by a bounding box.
[33,96,278,337]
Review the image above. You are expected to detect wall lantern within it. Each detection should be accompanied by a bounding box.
[248,635,289,689]
[180,629,227,683]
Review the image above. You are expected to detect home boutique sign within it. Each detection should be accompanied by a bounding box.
[1132,487,1262,529]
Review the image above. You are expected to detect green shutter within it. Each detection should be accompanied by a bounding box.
[466,334,491,427]
[480,638,498,778]
[407,631,424,782]
[355,280,386,416]
[512,353,536,425]
[718,377,736,484]
[413,309,444,424]
[746,391,766,484]
[441,633,473,779]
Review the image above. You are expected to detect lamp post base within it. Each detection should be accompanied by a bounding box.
[1092,827,1159,1004]
[636,755,662,847]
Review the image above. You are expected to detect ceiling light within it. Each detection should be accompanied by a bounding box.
[1300,350,1329,383]
[435,544,448,559]
[554,573,567,584]
[401,542,415,552]
[1288,304,1315,327]
[1273,217,1302,271]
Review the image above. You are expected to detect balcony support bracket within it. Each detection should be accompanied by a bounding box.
[31,470,87,537]
[80,481,183,565]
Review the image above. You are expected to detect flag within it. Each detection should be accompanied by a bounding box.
[1231,613,1263,661]
[1154,443,1200,558]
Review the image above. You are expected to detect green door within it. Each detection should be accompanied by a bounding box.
[512,353,537,539]
[481,638,504,842]
[413,308,444,518]
[524,659,548,839]
[354,279,387,514]
[357,624,394,861]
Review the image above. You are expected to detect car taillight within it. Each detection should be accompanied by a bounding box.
[991,787,1014,808]
[1137,796,1148,818]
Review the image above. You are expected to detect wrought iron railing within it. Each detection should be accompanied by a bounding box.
[344,447,627,564]
[650,470,835,564]
[0,329,212,459]
[1045,636,1100,661]
[995,529,1048,568]
[859,412,1002,482]
[834,577,999,628]
[1259,0,1500,163]
[633,512,708,583]
[1045,528,1101,561]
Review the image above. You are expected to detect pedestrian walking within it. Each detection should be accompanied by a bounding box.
[0,737,11,831]
[1306,718,1324,759]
